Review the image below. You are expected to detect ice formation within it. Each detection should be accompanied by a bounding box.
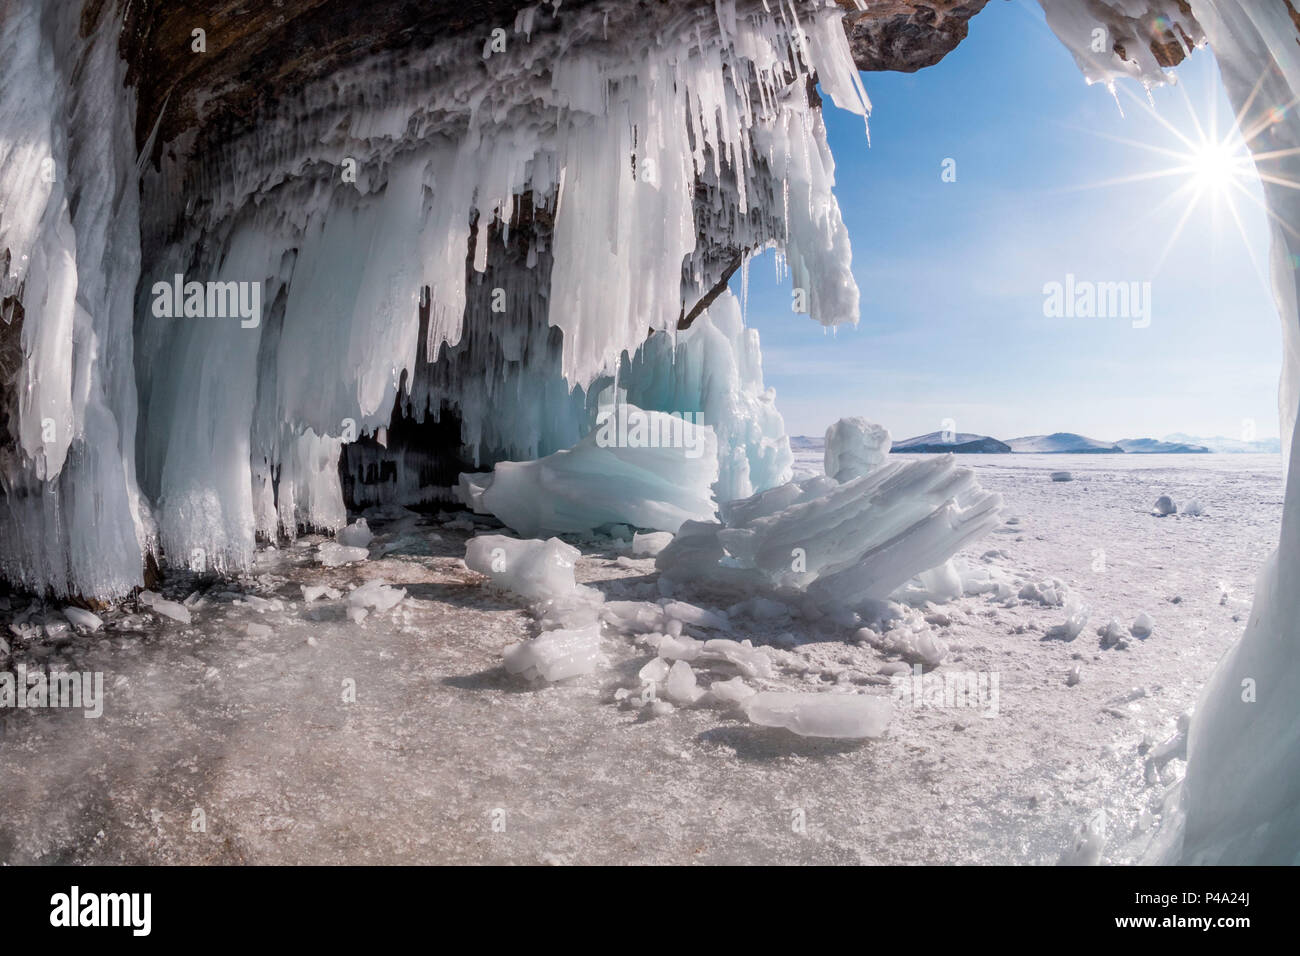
[1,0,866,598]
[823,417,891,482]
[459,406,719,536]
[743,690,892,739]
[1041,0,1300,866]
[656,455,1002,609]
[618,290,794,502]
[3,0,1300,861]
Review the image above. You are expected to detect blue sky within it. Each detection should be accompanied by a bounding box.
[738,0,1281,442]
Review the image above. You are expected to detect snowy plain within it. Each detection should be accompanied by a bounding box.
[0,450,1280,864]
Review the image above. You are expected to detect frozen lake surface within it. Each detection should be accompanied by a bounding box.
[0,453,1282,864]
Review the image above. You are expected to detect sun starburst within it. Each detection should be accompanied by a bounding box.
[1066,63,1300,282]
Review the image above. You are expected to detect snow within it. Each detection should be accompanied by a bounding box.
[1006,433,1122,454]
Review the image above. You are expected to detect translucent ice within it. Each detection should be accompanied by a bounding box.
[824,418,892,482]
[461,406,719,537]
[743,691,892,739]
[656,455,1001,610]
[503,625,604,683]
[464,535,582,603]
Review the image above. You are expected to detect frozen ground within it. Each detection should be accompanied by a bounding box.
[0,453,1281,864]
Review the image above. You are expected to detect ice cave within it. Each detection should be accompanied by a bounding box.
[0,0,1297,866]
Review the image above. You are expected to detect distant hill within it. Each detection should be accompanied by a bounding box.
[1117,438,1210,454]
[1005,432,1123,454]
[1164,432,1282,454]
[891,432,1011,454]
[788,435,824,451]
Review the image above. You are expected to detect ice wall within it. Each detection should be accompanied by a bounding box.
[1169,0,1300,866]
[127,0,867,580]
[1042,0,1300,864]
[619,290,794,503]
[0,0,147,597]
[1,0,869,597]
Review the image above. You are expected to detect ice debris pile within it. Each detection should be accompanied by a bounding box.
[656,446,1002,610]
[463,532,892,739]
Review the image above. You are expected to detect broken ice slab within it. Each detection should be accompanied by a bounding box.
[63,607,103,632]
[631,531,674,557]
[664,660,704,705]
[743,691,892,739]
[457,406,719,538]
[317,542,369,566]
[464,534,582,602]
[347,579,407,613]
[337,519,374,548]
[656,455,1001,610]
[503,624,604,682]
[823,417,891,482]
[138,591,192,625]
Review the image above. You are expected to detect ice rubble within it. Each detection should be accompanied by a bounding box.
[462,529,889,738]
[655,451,1002,610]
[1,0,867,598]
[458,406,719,536]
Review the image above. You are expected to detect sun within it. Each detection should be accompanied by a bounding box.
[1069,64,1300,277]
[1187,136,1245,194]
